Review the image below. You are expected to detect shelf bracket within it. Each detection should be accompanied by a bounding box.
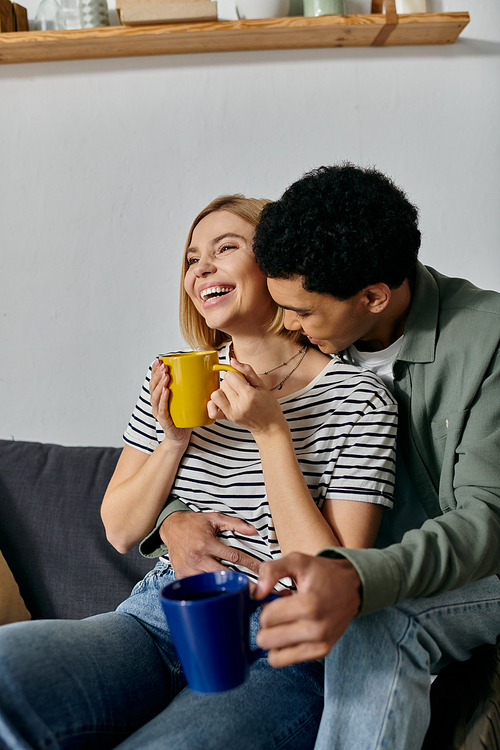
[371,0,398,46]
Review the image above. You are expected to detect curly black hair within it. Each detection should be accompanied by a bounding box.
[253,164,421,300]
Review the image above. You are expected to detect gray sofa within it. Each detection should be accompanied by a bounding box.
[0,437,498,748]
[0,438,151,620]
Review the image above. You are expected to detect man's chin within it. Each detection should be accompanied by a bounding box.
[316,341,337,355]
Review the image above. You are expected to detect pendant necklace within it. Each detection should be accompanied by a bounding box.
[267,345,308,391]
[229,342,308,391]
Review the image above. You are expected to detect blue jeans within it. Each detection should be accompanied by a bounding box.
[314,574,500,750]
[0,562,323,750]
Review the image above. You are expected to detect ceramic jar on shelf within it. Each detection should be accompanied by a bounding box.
[79,0,110,27]
[303,0,344,17]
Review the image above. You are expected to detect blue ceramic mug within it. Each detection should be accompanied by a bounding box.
[159,570,278,694]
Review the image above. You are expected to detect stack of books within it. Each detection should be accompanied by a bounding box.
[0,0,28,31]
[117,0,217,24]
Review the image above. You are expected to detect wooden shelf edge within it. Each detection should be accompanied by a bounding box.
[0,11,470,64]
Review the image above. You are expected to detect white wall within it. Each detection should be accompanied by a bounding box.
[1,0,499,447]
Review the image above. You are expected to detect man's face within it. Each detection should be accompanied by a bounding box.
[267,276,372,354]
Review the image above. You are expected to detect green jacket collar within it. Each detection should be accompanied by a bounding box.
[397,262,438,365]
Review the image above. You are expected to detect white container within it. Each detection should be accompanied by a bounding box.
[395,0,426,12]
[235,0,290,18]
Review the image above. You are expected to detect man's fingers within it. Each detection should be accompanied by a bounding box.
[223,547,262,575]
[170,557,230,580]
[186,528,261,576]
[258,592,317,629]
[160,510,262,578]
[255,553,307,599]
[256,605,332,664]
[207,538,262,575]
[266,642,330,668]
[211,514,258,536]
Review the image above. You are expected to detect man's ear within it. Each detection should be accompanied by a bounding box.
[363,283,391,313]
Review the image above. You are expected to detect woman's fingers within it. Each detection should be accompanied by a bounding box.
[229,358,263,388]
[149,361,191,444]
[150,360,168,417]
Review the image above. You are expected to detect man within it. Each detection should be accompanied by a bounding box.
[155,164,500,750]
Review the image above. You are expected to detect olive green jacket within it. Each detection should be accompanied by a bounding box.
[321,263,500,614]
[141,263,500,617]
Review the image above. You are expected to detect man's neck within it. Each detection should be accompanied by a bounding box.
[355,279,413,353]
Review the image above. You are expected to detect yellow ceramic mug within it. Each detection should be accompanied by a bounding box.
[158,350,243,428]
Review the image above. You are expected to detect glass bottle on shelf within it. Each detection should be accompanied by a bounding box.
[34,0,67,29]
[60,0,81,28]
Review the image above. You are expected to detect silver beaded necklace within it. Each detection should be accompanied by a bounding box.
[229,342,308,391]
[255,343,307,375]
[267,345,308,391]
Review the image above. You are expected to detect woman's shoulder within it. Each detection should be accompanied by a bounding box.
[283,353,396,407]
[322,357,397,407]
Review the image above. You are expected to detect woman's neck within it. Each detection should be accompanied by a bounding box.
[229,332,302,372]
[228,332,329,397]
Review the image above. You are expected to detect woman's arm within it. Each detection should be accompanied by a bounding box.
[101,440,188,554]
[101,359,191,553]
[210,361,393,556]
[209,364,349,556]
[252,422,343,555]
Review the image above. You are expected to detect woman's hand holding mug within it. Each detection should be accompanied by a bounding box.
[150,359,192,446]
[208,358,288,437]
[156,350,244,430]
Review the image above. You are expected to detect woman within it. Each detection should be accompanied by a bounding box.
[0,196,397,750]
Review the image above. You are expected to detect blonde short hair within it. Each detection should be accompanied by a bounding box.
[179,195,304,350]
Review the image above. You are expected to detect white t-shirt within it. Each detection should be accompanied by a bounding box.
[346,338,428,547]
[124,345,398,585]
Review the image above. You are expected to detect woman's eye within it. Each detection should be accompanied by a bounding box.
[186,257,199,266]
[218,244,237,254]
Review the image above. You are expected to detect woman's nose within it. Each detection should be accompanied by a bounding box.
[194,255,217,277]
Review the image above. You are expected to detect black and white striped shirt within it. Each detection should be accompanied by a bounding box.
[124,345,398,586]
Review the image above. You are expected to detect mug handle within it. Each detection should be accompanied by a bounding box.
[248,593,280,664]
[213,364,247,380]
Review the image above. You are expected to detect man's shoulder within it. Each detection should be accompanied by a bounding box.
[426,265,500,318]
[402,264,500,366]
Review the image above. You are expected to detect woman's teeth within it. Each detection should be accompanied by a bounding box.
[200,286,233,301]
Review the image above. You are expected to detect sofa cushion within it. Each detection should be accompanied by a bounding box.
[0,439,152,620]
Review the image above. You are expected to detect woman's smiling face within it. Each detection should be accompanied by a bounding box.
[183,210,272,334]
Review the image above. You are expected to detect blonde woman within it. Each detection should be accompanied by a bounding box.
[0,196,397,750]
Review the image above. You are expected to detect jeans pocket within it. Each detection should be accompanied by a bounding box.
[130,562,171,597]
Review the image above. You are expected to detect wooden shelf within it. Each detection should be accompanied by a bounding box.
[0,11,470,65]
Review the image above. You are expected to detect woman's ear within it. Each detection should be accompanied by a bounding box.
[363,283,391,314]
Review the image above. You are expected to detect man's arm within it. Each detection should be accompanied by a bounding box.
[139,497,191,557]
[320,347,500,616]
[140,502,263,579]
